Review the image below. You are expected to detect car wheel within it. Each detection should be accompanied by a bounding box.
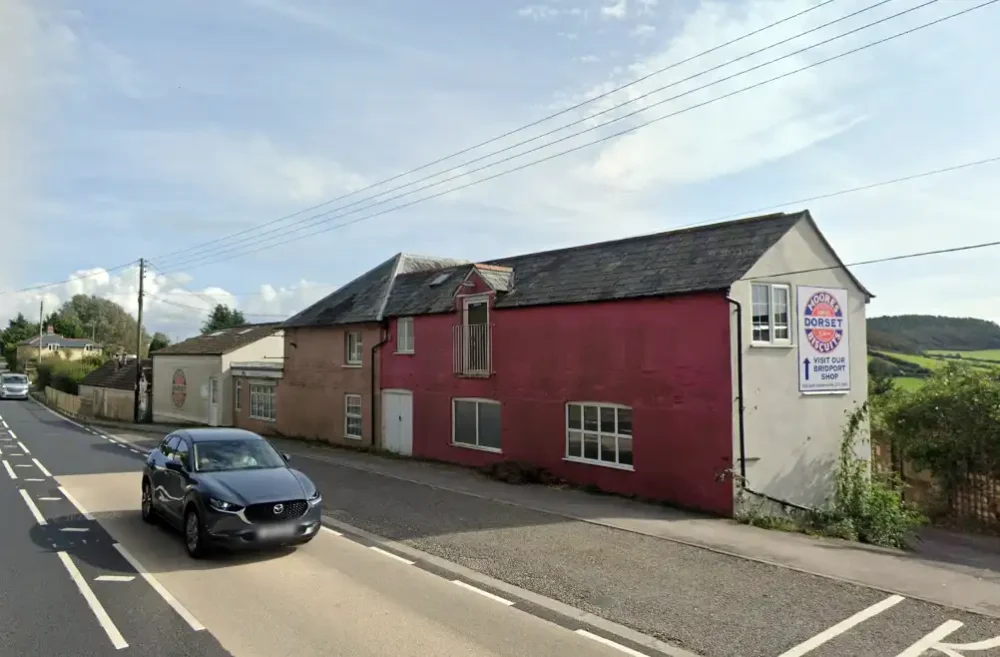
[141,479,156,524]
[184,506,208,559]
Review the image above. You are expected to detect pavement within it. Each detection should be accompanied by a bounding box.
[2,401,670,657]
[24,411,1000,657]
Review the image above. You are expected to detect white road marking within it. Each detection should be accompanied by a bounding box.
[9,430,17,439]
[56,551,128,650]
[1,420,8,428]
[117,444,128,449]
[895,620,965,656]
[0,445,2,456]
[107,438,118,444]
[112,543,205,631]
[938,629,1000,651]
[321,526,343,536]
[3,460,17,479]
[778,595,905,657]
[129,448,140,454]
[59,486,95,520]
[95,575,135,583]
[32,458,52,477]
[451,580,514,606]
[7,452,22,456]
[18,489,47,526]
[576,630,650,657]
[17,441,30,454]
[60,527,91,533]
[23,478,45,482]
[14,464,32,468]
[38,496,62,501]
[369,546,415,565]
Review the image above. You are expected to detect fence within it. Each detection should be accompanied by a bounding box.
[83,386,136,423]
[45,386,83,417]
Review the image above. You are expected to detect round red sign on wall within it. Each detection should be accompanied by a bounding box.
[171,369,187,408]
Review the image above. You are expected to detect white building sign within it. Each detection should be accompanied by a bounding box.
[797,286,850,393]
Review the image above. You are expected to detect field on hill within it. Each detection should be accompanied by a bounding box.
[926,349,1000,362]
[870,349,1000,391]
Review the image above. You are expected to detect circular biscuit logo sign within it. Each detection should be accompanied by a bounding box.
[804,291,844,354]
[171,369,187,408]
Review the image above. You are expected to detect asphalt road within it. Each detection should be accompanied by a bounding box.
[0,399,660,657]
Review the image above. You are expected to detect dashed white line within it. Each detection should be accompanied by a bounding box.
[59,486,95,520]
[60,527,91,533]
[17,441,30,454]
[777,595,905,657]
[451,580,515,606]
[117,444,128,449]
[56,551,129,650]
[369,546,415,565]
[112,543,205,631]
[18,489,47,526]
[321,526,343,536]
[95,575,135,583]
[576,630,650,657]
[32,458,52,477]
[107,438,118,444]
[3,460,17,479]
[23,478,45,482]
[129,448,140,454]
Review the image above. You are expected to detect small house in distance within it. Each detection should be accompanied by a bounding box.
[151,324,284,427]
[78,357,151,422]
[17,326,101,369]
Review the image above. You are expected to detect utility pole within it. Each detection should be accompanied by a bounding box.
[37,300,43,375]
[133,258,145,423]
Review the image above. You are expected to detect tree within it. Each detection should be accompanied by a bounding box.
[56,295,151,355]
[201,305,247,334]
[148,332,171,353]
[2,313,41,370]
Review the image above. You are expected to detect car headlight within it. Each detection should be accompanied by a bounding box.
[308,489,322,506]
[208,497,243,512]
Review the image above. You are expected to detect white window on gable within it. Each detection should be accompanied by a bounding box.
[397,317,414,354]
[345,331,363,365]
[751,283,791,345]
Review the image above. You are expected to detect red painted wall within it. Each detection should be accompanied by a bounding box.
[381,286,735,515]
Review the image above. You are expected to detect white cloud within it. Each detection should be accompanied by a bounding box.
[518,5,560,21]
[577,54,601,63]
[0,265,336,338]
[630,23,655,39]
[601,0,628,20]
[636,0,658,15]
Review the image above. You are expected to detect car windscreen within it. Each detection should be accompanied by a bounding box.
[2,375,27,384]
[193,439,285,472]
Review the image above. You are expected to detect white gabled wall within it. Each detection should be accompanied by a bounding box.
[220,334,284,427]
[729,217,870,510]
[152,355,223,425]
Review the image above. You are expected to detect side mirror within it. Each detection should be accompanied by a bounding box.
[281,452,291,463]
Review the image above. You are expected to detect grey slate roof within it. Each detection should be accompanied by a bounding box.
[80,359,151,391]
[152,323,281,356]
[283,253,469,328]
[288,211,871,325]
[20,334,100,349]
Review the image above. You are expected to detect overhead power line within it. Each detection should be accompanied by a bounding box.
[158,0,921,271]
[0,261,138,298]
[157,0,995,274]
[150,0,846,266]
[143,293,287,319]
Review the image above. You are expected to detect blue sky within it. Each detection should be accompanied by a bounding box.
[2,0,999,338]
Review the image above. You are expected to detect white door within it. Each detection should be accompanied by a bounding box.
[209,376,220,427]
[382,390,413,456]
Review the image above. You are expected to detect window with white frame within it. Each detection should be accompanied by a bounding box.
[249,383,276,421]
[345,394,362,439]
[566,403,633,468]
[345,331,363,365]
[397,317,414,354]
[453,399,501,451]
[751,283,791,344]
[235,379,242,412]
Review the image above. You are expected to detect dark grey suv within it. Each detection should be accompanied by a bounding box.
[141,428,323,558]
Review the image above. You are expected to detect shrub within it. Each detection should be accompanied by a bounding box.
[36,359,99,396]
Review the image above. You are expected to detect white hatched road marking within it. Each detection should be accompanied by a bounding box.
[14,464,32,468]
[59,486,95,520]
[9,430,17,439]
[60,527,90,533]
[778,595,905,657]
[451,580,514,606]
[113,543,206,631]
[17,441,29,454]
[32,458,52,477]
[38,496,62,501]
[3,460,17,479]
[23,478,45,482]
[95,575,135,583]
[369,546,415,565]
[57,551,128,650]
[576,630,650,657]
[18,489,47,526]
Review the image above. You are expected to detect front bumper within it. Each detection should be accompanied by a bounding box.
[203,501,323,550]
[1,389,29,400]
